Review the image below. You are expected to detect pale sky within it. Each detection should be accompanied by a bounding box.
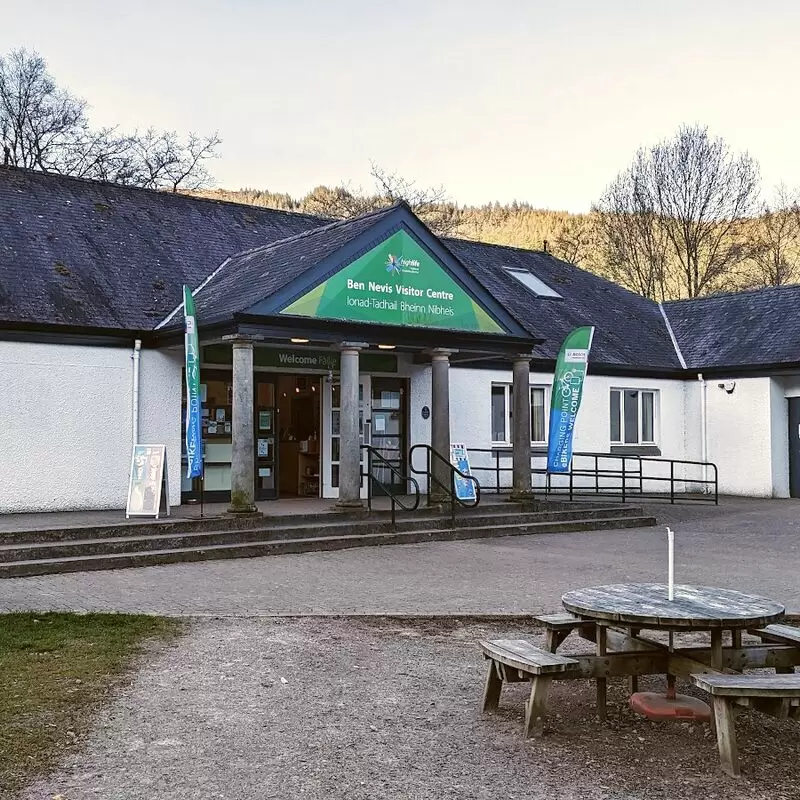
[2,0,799,212]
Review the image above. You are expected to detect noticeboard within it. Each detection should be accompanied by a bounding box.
[450,443,476,502]
[126,444,170,519]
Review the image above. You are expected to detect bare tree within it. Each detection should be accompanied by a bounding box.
[593,149,672,299]
[0,48,86,170]
[552,213,597,269]
[652,125,759,297]
[594,125,760,299]
[743,185,800,287]
[124,129,221,191]
[0,47,220,191]
[302,161,461,236]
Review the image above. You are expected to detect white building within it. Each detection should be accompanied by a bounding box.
[1,166,798,514]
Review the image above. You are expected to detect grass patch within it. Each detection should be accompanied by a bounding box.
[0,612,184,796]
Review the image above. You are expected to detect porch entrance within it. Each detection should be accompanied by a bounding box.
[181,369,408,504]
[321,376,408,500]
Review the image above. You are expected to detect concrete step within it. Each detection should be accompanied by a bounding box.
[0,514,657,577]
[0,504,647,546]
[0,506,649,562]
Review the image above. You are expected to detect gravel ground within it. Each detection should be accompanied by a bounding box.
[16,617,800,800]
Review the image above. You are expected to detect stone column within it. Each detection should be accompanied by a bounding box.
[430,349,452,503]
[511,356,533,500]
[336,344,363,509]
[228,337,257,514]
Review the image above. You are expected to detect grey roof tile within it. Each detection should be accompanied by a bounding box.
[443,238,681,368]
[193,205,397,325]
[664,286,800,370]
[0,166,706,372]
[0,167,322,329]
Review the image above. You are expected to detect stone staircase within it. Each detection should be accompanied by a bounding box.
[0,503,657,577]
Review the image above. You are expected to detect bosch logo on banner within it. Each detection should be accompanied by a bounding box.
[565,348,587,363]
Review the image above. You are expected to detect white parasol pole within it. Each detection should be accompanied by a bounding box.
[666,527,674,601]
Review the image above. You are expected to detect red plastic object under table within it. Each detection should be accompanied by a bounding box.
[629,691,711,722]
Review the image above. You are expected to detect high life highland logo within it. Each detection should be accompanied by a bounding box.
[385,253,420,275]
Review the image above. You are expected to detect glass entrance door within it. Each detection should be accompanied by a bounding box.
[255,378,277,500]
[322,376,370,499]
[369,378,407,496]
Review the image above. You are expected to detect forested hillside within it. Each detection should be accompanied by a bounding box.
[191,179,799,302]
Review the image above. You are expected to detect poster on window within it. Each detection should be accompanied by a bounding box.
[126,444,170,519]
[449,443,477,502]
[547,326,595,473]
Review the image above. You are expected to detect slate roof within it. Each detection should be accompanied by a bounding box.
[191,205,397,325]
[0,167,322,329]
[444,238,681,368]
[4,165,794,374]
[663,285,800,370]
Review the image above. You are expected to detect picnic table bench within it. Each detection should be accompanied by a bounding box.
[692,673,800,776]
[480,639,578,737]
[480,585,800,776]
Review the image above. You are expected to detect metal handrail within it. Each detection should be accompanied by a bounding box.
[408,444,481,528]
[360,445,421,526]
[463,448,718,505]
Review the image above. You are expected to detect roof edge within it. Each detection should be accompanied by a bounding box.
[658,302,688,370]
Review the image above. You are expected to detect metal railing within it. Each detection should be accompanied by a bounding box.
[361,445,421,526]
[465,448,718,505]
[408,444,481,527]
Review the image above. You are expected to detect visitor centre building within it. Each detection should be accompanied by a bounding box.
[2,166,800,514]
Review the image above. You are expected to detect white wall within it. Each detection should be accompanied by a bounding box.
[138,348,183,507]
[4,338,797,511]
[0,341,181,513]
[408,364,431,492]
[448,367,693,494]
[704,377,777,497]
[770,379,790,497]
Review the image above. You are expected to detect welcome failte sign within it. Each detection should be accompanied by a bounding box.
[280,230,504,334]
[546,326,595,474]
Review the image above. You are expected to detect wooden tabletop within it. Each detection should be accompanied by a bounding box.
[562,583,785,630]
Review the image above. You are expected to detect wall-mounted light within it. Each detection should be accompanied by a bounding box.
[377,344,395,350]
[290,338,309,344]
[717,381,736,395]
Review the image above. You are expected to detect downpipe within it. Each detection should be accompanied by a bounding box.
[698,372,708,493]
[132,339,142,447]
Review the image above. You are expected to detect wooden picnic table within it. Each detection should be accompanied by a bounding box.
[482,584,800,775]
[561,583,786,631]
[561,583,787,717]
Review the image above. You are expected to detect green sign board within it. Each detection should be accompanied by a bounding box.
[280,230,505,334]
[203,344,397,373]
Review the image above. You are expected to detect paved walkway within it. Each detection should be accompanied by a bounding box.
[2,497,799,615]
[0,496,394,533]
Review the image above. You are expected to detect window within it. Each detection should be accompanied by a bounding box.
[503,267,562,299]
[491,384,548,444]
[491,385,506,442]
[610,389,657,445]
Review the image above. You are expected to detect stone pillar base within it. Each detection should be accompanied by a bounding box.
[427,493,449,508]
[227,501,260,516]
[334,498,364,510]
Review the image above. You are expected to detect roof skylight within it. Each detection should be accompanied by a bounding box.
[503,267,562,299]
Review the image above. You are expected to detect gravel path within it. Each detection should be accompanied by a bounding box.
[2,498,800,616]
[16,618,800,800]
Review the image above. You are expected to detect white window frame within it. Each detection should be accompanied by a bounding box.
[610,388,658,446]
[491,383,549,446]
